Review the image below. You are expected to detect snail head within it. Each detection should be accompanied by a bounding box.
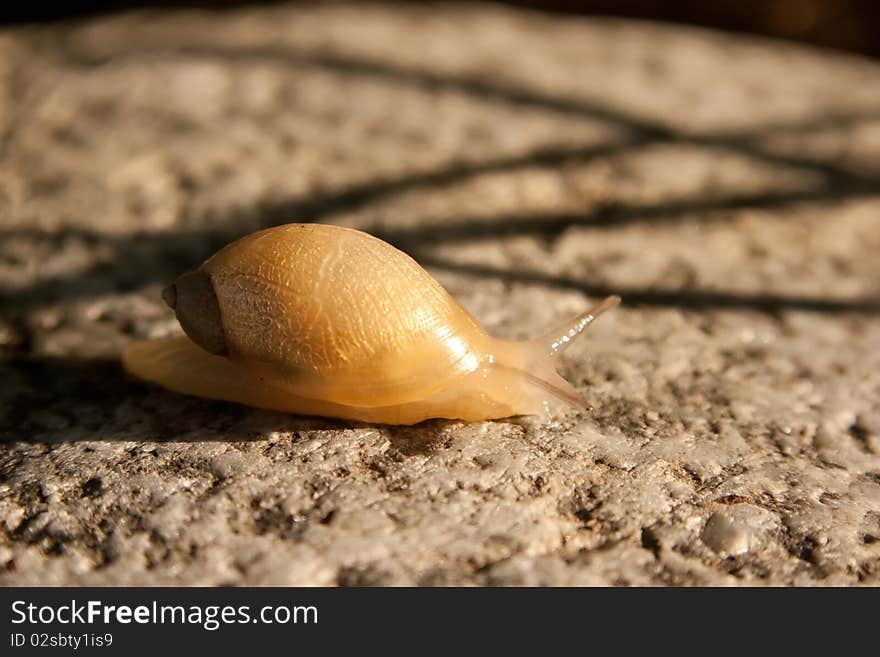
[162,269,228,356]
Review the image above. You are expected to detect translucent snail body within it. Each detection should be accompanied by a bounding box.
[122,224,619,425]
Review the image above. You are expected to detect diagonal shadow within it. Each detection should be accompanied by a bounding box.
[2,151,878,314]
[226,139,639,229]
[371,186,879,249]
[414,253,880,315]
[4,172,880,317]
[0,183,869,308]
[0,138,640,308]
[1,42,877,318]
[59,43,880,190]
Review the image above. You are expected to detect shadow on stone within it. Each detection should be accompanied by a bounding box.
[0,355,467,446]
[3,44,880,321]
[0,355,352,444]
[3,173,880,316]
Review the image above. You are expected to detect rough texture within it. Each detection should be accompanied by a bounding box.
[1,2,879,586]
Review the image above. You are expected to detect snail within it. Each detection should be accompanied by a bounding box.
[122,223,619,425]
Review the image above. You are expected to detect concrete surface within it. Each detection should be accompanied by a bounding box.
[1,2,879,585]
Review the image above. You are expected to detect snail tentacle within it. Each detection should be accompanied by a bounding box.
[539,295,621,356]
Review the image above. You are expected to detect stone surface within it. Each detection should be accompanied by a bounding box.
[1,2,880,586]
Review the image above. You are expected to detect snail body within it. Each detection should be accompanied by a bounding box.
[123,224,619,425]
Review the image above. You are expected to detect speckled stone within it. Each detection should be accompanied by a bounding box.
[1,2,879,586]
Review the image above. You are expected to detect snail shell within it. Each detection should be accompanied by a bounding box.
[123,224,619,424]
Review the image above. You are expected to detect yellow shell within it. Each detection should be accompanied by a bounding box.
[122,223,619,424]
